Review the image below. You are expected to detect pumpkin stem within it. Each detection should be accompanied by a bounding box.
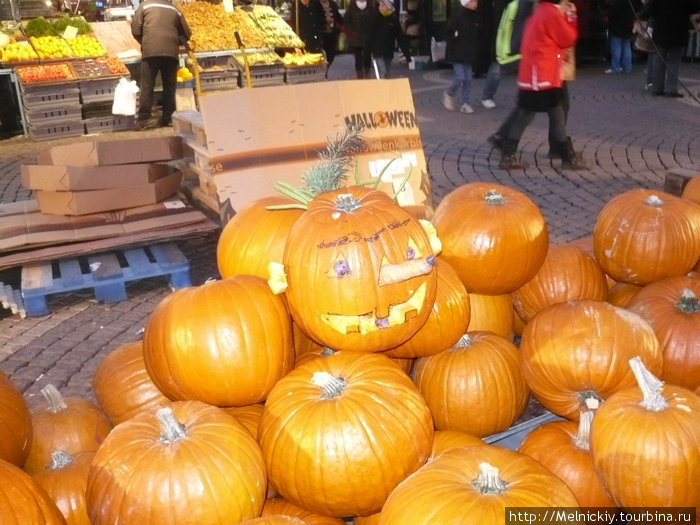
[311,371,348,399]
[471,462,509,494]
[484,189,506,205]
[453,334,473,350]
[578,390,603,410]
[40,384,68,414]
[335,193,361,212]
[644,194,663,206]
[676,288,700,313]
[573,410,594,451]
[156,407,187,443]
[48,450,74,470]
[629,356,668,412]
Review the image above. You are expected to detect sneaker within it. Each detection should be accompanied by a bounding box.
[604,68,620,74]
[645,83,653,91]
[442,92,455,111]
[487,133,503,149]
[481,99,496,109]
[459,103,474,114]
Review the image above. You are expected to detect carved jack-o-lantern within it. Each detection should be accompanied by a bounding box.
[271,186,439,353]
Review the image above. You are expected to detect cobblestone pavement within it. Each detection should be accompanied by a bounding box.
[1,53,699,408]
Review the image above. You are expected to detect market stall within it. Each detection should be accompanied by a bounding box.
[0,2,327,139]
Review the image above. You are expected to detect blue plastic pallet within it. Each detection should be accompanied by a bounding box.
[21,242,191,317]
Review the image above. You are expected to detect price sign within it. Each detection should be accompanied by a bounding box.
[63,25,78,39]
[223,0,234,12]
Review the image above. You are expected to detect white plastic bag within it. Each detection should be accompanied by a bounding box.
[431,37,447,63]
[112,77,139,116]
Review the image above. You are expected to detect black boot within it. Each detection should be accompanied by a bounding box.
[559,137,589,170]
[499,139,528,169]
[547,142,562,159]
[487,133,503,150]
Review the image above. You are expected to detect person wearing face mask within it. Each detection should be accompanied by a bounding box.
[443,0,481,114]
[343,0,378,78]
[371,0,412,78]
[291,0,325,53]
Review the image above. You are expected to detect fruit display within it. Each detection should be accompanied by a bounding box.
[0,40,39,63]
[281,51,325,67]
[66,34,107,58]
[16,62,76,84]
[22,15,92,38]
[176,66,194,82]
[180,1,267,51]
[71,56,128,78]
[245,5,304,48]
[29,35,74,60]
[236,50,283,67]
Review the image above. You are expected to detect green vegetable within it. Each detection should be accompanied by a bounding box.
[52,15,92,35]
[23,17,57,37]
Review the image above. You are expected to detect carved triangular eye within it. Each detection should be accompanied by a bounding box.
[407,237,422,260]
[327,252,351,278]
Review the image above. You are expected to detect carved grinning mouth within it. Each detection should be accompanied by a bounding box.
[320,283,427,334]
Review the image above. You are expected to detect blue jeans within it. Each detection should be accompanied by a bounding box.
[482,61,501,101]
[609,36,632,73]
[446,63,473,105]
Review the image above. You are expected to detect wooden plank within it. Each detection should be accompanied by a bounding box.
[21,262,53,293]
[0,219,219,271]
[90,20,141,58]
[123,247,152,276]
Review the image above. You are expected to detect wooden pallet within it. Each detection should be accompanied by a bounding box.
[21,242,191,317]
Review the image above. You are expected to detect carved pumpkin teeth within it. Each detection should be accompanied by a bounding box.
[321,283,427,334]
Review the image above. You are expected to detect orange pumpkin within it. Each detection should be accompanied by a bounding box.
[261,497,345,525]
[518,411,615,507]
[626,275,700,390]
[0,370,32,467]
[0,458,66,524]
[378,445,579,523]
[590,357,700,509]
[384,258,470,358]
[466,292,514,340]
[258,351,434,517]
[280,186,438,353]
[413,332,529,437]
[86,401,267,525]
[92,340,169,425]
[217,196,304,279]
[430,430,483,459]
[433,182,549,295]
[222,403,265,438]
[511,243,608,323]
[606,281,642,308]
[680,173,700,204]
[520,299,663,420]
[143,275,294,406]
[593,189,700,286]
[32,450,93,525]
[23,384,112,475]
[240,516,309,525]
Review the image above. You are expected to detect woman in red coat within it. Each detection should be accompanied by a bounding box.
[499,0,587,170]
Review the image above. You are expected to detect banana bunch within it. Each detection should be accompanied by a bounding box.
[281,52,325,67]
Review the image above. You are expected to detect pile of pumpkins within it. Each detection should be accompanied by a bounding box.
[1,176,700,524]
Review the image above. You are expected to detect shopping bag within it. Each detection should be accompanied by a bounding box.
[112,77,139,116]
[431,37,446,63]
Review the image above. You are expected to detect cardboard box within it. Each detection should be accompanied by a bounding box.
[21,163,171,192]
[34,171,183,216]
[36,136,184,167]
[195,79,434,221]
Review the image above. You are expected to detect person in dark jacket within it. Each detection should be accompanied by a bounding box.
[442,0,481,114]
[371,0,412,78]
[319,0,344,70]
[604,0,640,74]
[638,0,700,96]
[343,0,378,78]
[291,0,325,53]
[130,0,191,129]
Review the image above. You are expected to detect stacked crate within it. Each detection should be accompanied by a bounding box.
[21,81,84,141]
[75,59,134,133]
[196,55,240,93]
